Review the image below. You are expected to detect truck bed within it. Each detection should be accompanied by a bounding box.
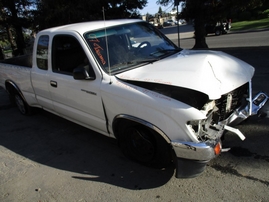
[0,54,35,105]
[1,54,32,68]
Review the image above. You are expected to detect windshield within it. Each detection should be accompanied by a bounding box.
[84,21,180,74]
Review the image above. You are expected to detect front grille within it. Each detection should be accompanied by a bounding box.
[216,83,249,121]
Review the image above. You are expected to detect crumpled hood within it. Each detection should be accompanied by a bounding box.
[116,49,255,99]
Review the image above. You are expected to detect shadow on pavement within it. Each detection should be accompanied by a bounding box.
[0,102,174,190]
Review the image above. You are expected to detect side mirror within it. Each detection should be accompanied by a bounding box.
[73,66,95,80]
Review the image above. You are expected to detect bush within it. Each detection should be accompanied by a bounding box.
[239,11,252,21]
[262,9,269,18]
[0,40,11,51]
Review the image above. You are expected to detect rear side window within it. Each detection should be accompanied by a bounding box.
[51,35,87,75]
[36,35,49,70]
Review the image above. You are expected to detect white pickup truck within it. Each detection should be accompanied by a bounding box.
[0,19,268,178]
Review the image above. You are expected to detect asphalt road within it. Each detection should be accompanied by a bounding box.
[1,29,269,201]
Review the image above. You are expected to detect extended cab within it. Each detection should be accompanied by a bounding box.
[0,19,268,178]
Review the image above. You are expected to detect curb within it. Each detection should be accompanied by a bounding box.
[229,28,269,34]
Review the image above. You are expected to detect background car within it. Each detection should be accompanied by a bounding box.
[163,19,175,27]
[173,20,181,25]
[179,19,187,24]
[154,22,163,29]
[205,22,227,36]
[149,20,163,29]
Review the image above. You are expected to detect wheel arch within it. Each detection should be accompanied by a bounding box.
[112,114,171,144]
[5,79,27,104]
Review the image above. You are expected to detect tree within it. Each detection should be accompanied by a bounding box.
[0,0,148,56]
[157,0,218,49]
[0,0,36,55]
[158,6,163,14]
[36,0,147,30]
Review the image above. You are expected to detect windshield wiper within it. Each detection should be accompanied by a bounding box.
[127,58,159,65]
[159,49,182,53]
[150,49,182,57]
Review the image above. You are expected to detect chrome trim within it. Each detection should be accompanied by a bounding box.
[248,81,252,115]
[224,125,245,140]
[251,92,269,115]
[223,91,269,126]
[113,114,171,144]
[171,140,218,161]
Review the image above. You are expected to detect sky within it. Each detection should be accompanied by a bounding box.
[139,0,175,15]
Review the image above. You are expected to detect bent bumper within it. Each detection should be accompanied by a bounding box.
[225,91,269,126]
[171,141,220,161]
[172,91,268,178]
[171,140,220,178]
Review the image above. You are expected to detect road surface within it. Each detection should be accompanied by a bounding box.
[161,24,269,49]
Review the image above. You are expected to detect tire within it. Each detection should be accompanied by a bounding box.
[13,93,31,115]
[215,29,221,36]
[118,122,172,168]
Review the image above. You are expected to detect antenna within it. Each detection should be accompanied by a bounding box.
[102,7,112,84]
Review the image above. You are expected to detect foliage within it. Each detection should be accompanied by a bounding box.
[0,0,148,56]
[36,0,147,30]
[262,9,269,18]
[0,0,36,55]
[158,6,163,14]
[0,40,10,50]
[228,1,269,21]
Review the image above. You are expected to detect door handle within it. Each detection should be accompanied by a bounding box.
[50,81,57,88]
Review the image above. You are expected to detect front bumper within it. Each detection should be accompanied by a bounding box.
[171,141,219,161]
[171,140,220,178]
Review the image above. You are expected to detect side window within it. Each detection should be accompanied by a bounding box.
[52,35,89,75]
[36,35,49,70]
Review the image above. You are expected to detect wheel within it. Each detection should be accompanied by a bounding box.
[122,125,155,163]
[118,122,172,168]
[215,29,221,36]
[14,93,31,115]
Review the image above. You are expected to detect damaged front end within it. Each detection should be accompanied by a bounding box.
[190,81,268,142]
[120,78,268,178]
[173,81,268,178]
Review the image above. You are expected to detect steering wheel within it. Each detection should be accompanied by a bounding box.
[135,41,151,55]
[137,41,151,49]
